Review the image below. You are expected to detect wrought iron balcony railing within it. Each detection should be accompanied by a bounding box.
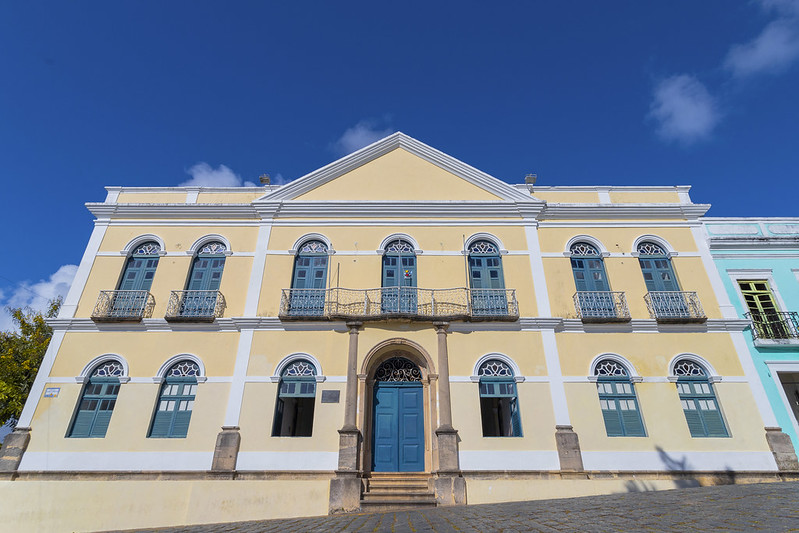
[644,291,706,323]
[573,291,630,322]
[745,311,799,340]
[91,290,155,322]
[165,290,226,322]
[279,287,519,321]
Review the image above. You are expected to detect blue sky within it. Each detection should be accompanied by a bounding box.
[2,1,799,329]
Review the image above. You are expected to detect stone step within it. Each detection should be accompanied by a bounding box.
[366,484,431,494]
[359,498,438,513]
[362,491,436,502]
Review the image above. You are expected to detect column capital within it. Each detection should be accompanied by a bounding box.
[433,321,449,333]
[346,321,363,332]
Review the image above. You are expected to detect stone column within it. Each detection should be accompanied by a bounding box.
[329,321,363,514]
[555,425,584,472]
[432,322,466,506]
[211,426,241,473]
[765,427,799,470]
[0,427,30,473]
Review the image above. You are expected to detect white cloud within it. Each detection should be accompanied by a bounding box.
[332,120,394,156]
[649,75,721,144]
[725,0,799,77]
[0,264,78,332]
[179,162,256,187]
[271,173,289,185]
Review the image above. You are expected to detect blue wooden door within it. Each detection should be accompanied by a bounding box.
[290,249,328,316]
[372,383,424,472]
[183,255,225,315]
[639,257,679,292]
[382,254,417,314]
[115,255,159,315]
[571,256,614,316]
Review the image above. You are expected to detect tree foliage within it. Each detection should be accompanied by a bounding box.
[0,298,61,424]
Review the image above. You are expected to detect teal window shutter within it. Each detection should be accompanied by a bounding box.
[594,360,646,437]
[674,360,729,438]
[118,242,161,291]
[637,242,680,292]
[477,359,522,437]
[468,241,508,316]
[149,361,200,438]
[288,240,328,316]
[68,361,124,438]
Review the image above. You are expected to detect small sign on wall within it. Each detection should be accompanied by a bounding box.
[321,390,340,403]
[44,387,60,398]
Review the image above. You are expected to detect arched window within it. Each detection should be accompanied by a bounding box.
[68,361,123,438]
[272,359,317,437]
[289,240,329,316]
[177,241,227,319]
[149,361,200,438]
[382,239,417,314]
[637,241,679,292]
[594,360,645,437]
[674,360,728,437]
[478,359,522,437]
[112,241,161,318]
[570,242,615,319]
[468,240,507,316]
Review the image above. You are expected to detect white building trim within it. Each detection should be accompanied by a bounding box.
[223,329,254,427]
[764,361,799,440]
[17,330,66,427]
[120,234,167,256]
[154,354,207,383]
[631,234,678,257]
[471,353,525,383]
[464,232,508,254]
[18,451,214,472]
[77,353,131,384]
[667,353,721,382]
[377,233,422,254]
[243,222,274,316]
[459,450,560,471]
[236,451,338,471]
[725,268,790,315]
[588,353,642,382]
[563,235,611,257]
[272,352,326,383]
[187,234,233,255]
[60,220,109,319]
[289,233,335,255]
[581,450,776,472]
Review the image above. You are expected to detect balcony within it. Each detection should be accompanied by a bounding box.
[573,291,630,322]
[165,290,226,322]
[745,311,799,341]
[644,291,706,323]
[278,287,519,321]
[91,290,155,322]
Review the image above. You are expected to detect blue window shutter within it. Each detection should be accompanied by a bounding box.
[597,379,645,437]
[638,256,680,292]
[69,378,119,438]
[702,403,728,437]
[682,400,706,437]
[150,408,173,438]
[70,410,95,438]
[620,400,645,437]
[171,408,192,438]
[510,398,523,437]
[118,256,159,291]
[601,401,624,436]
[677,379,728,437]
[149,378,197,438]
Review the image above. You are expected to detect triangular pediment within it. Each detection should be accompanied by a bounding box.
[257,133,536,203]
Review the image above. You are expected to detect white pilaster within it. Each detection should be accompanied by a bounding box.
[223,329,254,426]
[524,223,570,425]
[243,222,273,317]
[60,220,110,319]
[17,330,66,427]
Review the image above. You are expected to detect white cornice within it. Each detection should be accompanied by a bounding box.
[540,203,710,220]
[257,132,536,203]
[707,237,799,250]
[529,185,692,192]
[557,318,750,333]
[105,185,275,193]
[86,203,259,219]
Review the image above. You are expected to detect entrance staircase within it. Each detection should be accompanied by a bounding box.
[360,473,437,512]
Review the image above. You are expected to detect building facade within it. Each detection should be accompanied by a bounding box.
[1,134,795,531]
[704,218,799,457]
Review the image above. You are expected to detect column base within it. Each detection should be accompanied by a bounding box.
[329,471,363,514]
[337,427,362,472]
[211,426,241,472]
[555,425,584,472]
[435,426,460,472]
[433,471,466,506]
[0,427,30,472]
[765,427,799,470]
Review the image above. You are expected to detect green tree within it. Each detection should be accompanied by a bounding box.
[0,298,61,425]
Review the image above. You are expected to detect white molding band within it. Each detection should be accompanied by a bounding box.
[236,451,338,471]
[458,450,560,471]
[581,450,777,472]
[18,451,214,472]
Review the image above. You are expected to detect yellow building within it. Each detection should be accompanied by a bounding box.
[1,133,795,531]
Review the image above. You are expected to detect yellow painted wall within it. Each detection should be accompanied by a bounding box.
[1,478,331,531]
[537,226,698,254]
[555,332,744,377]
[98,226,259,253]
[116,193,188,203]
[568,382,769,452]
[295,148,504,201]
[196,192,263,203]
[532,191,600,203]
[609,191,681,203]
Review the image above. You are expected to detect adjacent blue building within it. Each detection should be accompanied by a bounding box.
[704,218,799,453]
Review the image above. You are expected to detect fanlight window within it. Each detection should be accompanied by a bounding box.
[68,361,123,438]
[299,240,328,254]
[132,241,161,255]
[469,240,499,254]
[149,361,200,438]
[594,359,645,437]
[374,357,422,382]
[199,241,227,255]
[673,359,728,437]
[637,242,667,256]
[478,359,521,437]
[570,242,600,256]
[385,239,415,254]
[272,359,317,437]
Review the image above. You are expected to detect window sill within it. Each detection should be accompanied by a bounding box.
[753,338,799,348]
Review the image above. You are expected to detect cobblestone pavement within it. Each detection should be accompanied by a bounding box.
[123,481,799,532]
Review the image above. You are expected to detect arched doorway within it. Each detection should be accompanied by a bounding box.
[371,357,424,472]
